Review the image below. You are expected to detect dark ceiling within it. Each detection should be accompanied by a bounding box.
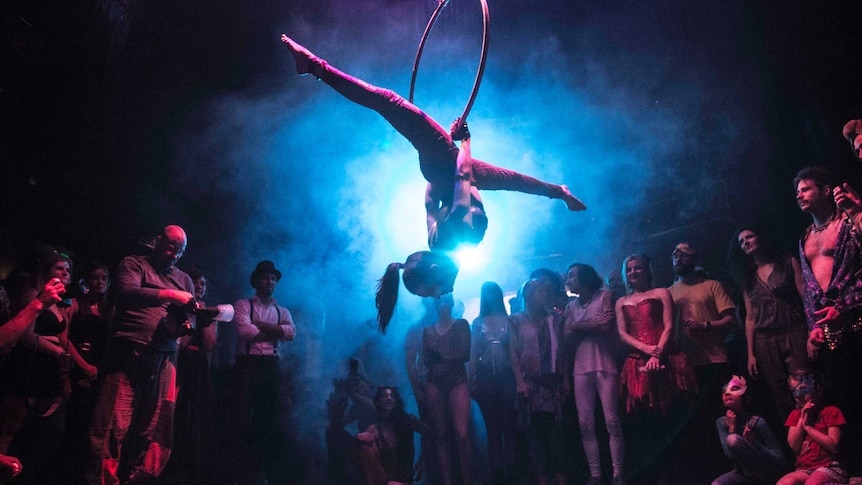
[2,0,862,314]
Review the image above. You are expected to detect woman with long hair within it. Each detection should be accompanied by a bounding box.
[66,261,115,484]
[422,294,472,485]
[727,227,809,425]
[355,386,434,485]
[69,261,114,389]
[470,281,516,485]
[565,263,624,485]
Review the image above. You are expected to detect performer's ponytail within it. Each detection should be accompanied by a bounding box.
[376,262,403,334]
[375,251,458,334]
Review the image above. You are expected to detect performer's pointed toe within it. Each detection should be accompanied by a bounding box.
[281,34,322,77]
[561,185,586,211]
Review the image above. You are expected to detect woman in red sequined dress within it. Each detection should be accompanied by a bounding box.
[616,254,694,414]
[614,254,695,482]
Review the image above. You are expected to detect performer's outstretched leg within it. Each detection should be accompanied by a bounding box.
[282,35,453,162]
[282,34,586,212]
[472,160,586,210]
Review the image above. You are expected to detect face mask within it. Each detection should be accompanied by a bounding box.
[724,375,747,397]
[792,374,816,399]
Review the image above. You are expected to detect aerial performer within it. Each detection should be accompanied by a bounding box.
[280,32,586,332]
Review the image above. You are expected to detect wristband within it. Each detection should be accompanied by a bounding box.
[705,320,712,330]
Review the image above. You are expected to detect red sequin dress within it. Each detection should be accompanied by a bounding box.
[619,298,695,415]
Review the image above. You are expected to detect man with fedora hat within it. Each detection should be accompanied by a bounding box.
[221,260,296,485]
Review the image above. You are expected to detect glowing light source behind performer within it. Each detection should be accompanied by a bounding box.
[281,35,586,332]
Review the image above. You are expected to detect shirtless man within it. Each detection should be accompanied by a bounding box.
[794,166,862,473]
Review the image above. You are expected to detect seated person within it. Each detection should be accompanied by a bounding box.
[356,387,433,485]
[326,359,377,484]
[712,375,785,485]
[776,373,849,485]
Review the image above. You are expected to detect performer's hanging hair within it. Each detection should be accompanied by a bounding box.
[375,251,458,333]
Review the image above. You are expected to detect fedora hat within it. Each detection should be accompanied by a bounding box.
[250,260,282,287]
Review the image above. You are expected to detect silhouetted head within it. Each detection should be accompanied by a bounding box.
[522,277,555,314]
[565,263,602,296]
[187,266,207,301]
[529,268,566,311]
[605,268,626,300]
[479,281,507,317]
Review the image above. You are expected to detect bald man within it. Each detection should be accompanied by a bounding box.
[89,225,195,484]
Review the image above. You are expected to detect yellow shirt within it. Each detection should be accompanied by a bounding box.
[668,278,736,366]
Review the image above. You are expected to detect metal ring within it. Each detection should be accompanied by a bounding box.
[409,0,490,126]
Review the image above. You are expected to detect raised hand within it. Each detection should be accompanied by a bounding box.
[834,183,862,212]
[37,278,65,307]
[450,118,470,141]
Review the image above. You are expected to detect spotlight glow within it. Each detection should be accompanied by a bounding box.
[453,244,488,272]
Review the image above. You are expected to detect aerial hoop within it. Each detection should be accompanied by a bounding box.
[409,0,490,127]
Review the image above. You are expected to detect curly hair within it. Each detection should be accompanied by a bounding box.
[793,166,834,190]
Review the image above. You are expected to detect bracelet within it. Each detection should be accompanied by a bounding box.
[705,320,712,330]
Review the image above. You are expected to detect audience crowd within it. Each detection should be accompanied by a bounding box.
[4,120,862,485]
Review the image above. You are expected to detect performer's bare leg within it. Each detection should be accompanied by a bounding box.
[282,34,451,159]
[472,160,586,211]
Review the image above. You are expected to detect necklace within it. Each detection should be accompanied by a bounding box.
[811,213,838,233]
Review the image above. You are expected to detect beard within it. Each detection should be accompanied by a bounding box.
[674,264,694,277]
